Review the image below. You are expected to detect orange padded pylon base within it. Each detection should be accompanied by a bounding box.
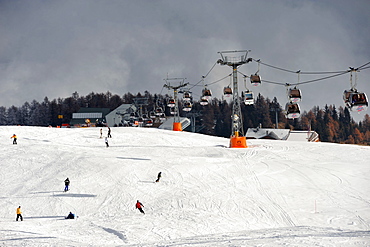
[173,122,182,131]
[229,136,248,148]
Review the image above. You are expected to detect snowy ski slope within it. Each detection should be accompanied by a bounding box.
[0,126,369,246]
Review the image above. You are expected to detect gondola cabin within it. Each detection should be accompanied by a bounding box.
[145,119,153,127]
[155,107,164,116]
[250,74,261,86]
[343,90,368,112]
[183,92,191,101]
[149,111,156,119]
[182,102,192,112]
[159,113,166,120]
[200,98,209,106]
[343,90,352,108]
[285,102,301,119]
[242,90,254,105]
[167,98,176,108]
[223,86,232,97]
[202,88,212,99]
[288,88,302,103]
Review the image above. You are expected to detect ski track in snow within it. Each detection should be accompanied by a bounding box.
[0,126,369,246]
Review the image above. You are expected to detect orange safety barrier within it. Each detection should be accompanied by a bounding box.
[173,122,182,131]
[230,136,248,148]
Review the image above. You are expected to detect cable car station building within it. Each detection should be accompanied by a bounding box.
[70,107,111,127]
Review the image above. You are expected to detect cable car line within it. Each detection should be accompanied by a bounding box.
[205,74,231,86]
[190,60,369,93]
[356,61,370,70]
[253,58,351,74]
[359,65,370,70]
[188,74,231,88]
[188,61,218,90]
[238,69,351,87]
[295,70,350,85]
[203,61,218,79]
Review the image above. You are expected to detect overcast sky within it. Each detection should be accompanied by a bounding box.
[1,0,369,122]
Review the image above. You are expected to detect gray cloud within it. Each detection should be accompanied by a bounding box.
[0,0,369,122]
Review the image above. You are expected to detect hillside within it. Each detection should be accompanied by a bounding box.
[0,126,369,246]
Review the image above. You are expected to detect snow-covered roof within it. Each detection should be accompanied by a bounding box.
[246,128,290,140]
[288,130,320,142]
[246,128,319,142]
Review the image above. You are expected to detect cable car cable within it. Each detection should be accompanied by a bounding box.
[188,74,231,88]
[252,58,350,74]
[203,61,218,79]
[188,61,218,90]
[265,70,349,86]
[356,61,370,70]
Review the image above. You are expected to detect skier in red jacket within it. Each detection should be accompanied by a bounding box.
[136,200,145,214]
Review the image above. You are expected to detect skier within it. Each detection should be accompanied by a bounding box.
[16,206,23,221]
[155,172,162,182]
[105,137,109,147]
[11,134,17,144]
[65,212,75,219]
[107,127,112,138]
[136,200,145,214]
[64,178,70,192]
[100,128,103,138]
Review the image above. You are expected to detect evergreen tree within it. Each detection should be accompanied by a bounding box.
[353,128,364,145]
[7,106,19,125]
[199,99,216,135]
[19,102,31,125]
[0,106,7,125]
[214,99,231,137]
[254,94,273,128]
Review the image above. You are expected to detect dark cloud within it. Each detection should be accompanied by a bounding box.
[0,0,369,122]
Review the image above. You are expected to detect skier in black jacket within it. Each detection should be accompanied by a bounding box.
[155,172,162,182]
[64,178,70,192]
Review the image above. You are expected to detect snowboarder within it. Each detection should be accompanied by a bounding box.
[100,128,103,138]
[65,212,75,219]
[16,206,23,221]
[155,172,162,182]
[107,127,112,138]
[105,137,109,147]
[136,200,145,214]
[64,178,70,192]
[11,134,17,144]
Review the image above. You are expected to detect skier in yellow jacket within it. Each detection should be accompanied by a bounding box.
[11,134,17,144]
[16,206,23,221]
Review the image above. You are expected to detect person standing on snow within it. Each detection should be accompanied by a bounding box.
[16,206,23,221]
[155,172,162,182]
[136,200,145,214]
[100,128,103,138]
[105,137,109,147]
[11,134,17,144]
[65,212,75,219]
[64,178,70,192]
[107,127,112,138]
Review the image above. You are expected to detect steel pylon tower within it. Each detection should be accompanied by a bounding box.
[217,50,252,146]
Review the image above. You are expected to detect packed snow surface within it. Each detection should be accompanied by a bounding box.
[0,126,369,246]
